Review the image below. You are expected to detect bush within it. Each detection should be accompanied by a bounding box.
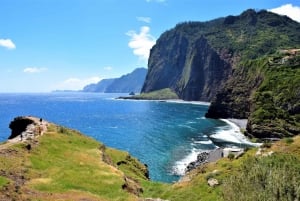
[284,137,294,144]
[227,153,235,160]
[223,153,300,201]
[261,142,272,148]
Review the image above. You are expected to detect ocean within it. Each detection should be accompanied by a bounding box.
[0,92,255,183]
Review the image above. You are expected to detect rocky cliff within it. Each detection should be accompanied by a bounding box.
[142,9,300,137]
[142,31,231,101]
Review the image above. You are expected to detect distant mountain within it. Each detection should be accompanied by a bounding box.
[83,68,147,93]
[83,78,115,92]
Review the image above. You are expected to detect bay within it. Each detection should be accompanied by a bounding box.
[0,92,246,183]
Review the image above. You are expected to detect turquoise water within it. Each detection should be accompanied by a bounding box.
[0,93,244,182]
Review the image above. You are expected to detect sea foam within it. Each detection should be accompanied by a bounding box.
[171,148,203,176]
[209,119,260,147]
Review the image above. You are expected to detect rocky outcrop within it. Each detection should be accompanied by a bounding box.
[8,116,47,140]
[186,148,223,173]
[8,117,34,139]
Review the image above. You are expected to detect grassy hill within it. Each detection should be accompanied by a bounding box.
[0,122,148,200]
[1,118,300,200]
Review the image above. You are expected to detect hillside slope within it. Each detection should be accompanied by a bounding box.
[0,117,149,201]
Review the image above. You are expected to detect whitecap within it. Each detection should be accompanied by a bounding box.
[171,148,202,176]
[193,140,213,145]
[209,119,261,147]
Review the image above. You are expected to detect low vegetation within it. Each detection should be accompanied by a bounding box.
[223,153,300,201]
[0,121,299,201]
[120,88,179,100]
[0,124,144,200]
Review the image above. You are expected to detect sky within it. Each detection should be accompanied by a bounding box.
[0,0,299,92]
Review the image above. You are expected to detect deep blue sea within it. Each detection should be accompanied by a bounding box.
[0,93,253,183]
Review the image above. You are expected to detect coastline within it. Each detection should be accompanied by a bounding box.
[117,97,211,106]
[177,118,259,176]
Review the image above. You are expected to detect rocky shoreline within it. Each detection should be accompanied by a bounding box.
[184,119,250,173]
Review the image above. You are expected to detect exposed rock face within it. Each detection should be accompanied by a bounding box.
[186,152,209,172]
[143,35,231,101]
[8,117,34,139]
[206,65,264,119]
[8,116,48,140]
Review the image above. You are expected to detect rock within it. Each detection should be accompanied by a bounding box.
[207,178,219,187]
[185,152,209,172]
[122,176,143,196]
[8,117,34,139]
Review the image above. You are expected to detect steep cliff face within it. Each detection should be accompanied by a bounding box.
[142,9,300,138]
[143,34,231,101]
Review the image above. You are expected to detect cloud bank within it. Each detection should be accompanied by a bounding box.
[126,26,156,62]
[58,76,101,90]
[23,67,48,73]
[269,4,300,22]
[0,38,16,49]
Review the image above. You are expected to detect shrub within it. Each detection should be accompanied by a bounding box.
[261,142,272,148]
[223,153,300,201]
[284,137,294,144]
[227,153,235,160]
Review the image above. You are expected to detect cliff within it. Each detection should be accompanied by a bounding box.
[142,32,231,101]
[142,9,300,137]
[83,68,147,93]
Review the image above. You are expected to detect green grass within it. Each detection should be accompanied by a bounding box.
[27,125,136,200]
[0,176,8,188]
[124,88,179,100]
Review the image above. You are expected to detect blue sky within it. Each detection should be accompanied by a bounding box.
[0,0,299,92]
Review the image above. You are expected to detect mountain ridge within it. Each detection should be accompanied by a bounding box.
[83,67,147,93]
[142,9,300,138]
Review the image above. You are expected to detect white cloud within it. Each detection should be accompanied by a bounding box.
[269,4,300,22]
[126,26,156,62]
[0,38,16,49]
[58,76,101,90]
[137,16,151,23]
[104,66,113,71]
[23,67,48,73]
